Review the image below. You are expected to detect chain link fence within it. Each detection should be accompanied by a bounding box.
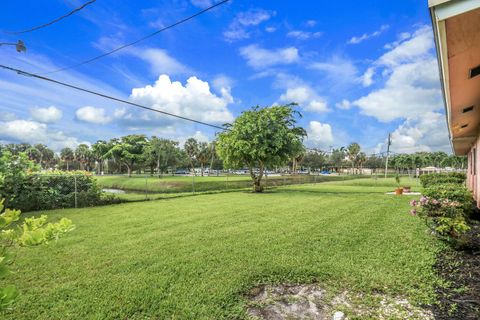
[96,172,371,202]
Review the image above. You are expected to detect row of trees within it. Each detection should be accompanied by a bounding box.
[0,137,220,177]
[0,140,466,177]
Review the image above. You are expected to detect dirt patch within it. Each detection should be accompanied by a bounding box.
[246,284,432,319]
[431,223,480,319]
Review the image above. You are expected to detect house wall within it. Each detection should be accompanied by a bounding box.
[467,136,480,205]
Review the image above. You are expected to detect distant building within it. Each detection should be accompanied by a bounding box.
[429,0,480,204]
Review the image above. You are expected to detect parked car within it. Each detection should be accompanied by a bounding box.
[175,169,189,175]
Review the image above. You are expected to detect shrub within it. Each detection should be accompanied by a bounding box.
[3,171,105,212]
[410,182,473,241]
[419,172,466,188]
[423,183,473,213]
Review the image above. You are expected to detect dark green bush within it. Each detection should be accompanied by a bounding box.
[4,171,105,212]
[419,172,466,188]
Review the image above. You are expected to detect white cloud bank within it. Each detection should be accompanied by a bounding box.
[115,75,234,128]
[0,119,82,151]
[352,26,443,122]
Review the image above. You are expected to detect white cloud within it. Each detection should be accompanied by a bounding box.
[265,26,276,33]
[0,119,82,151]
[378,112,450,153]
[278,86,329,113]
[30,106,63,123]
[131,48,191,76]
[377,25,433,67]
[119,74,234,128]
[305,20,317,27]
[240,44,299,69]
[384,32,411,49]
[94,36,191,76]
[224,8,275,41]
[361,67,375,87]
[310,55,359,89]
[190,0,213,9]
[335,99,352,110]
[305,121,334,149]
[287,30,322,40]
[76,106,112,124]
[348,24,389,44]
[352,26,443,122]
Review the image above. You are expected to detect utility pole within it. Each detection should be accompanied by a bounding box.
[384,133,391,179]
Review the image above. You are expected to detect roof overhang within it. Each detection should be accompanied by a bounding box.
[429,0,480,155]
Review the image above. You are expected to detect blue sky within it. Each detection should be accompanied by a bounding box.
[0,0,449,153]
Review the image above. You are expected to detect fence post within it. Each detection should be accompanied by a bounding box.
[192,173,195,194]
[145,175,148,200]
[74,174,78,209]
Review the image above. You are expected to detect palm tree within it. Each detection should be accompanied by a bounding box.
[75,144,92,171]
[346,143,361,174]
[60,147,75,171]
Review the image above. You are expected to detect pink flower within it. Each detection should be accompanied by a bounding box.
[410,199,417,207]
[420,196,428,205]
[410,209,417,216]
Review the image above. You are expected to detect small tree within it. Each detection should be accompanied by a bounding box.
[0,200,74,310]
[217,104,306,192]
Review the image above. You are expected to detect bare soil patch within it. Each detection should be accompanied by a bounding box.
[247,284,432,319]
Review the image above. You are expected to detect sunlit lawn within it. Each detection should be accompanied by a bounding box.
[2,178,438,320]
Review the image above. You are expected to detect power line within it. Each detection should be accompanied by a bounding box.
[0,64,226,130]
[42,0,230,74]
[3,0,97,35]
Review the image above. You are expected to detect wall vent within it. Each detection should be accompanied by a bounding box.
[463,105,474,113]
[461,124,469,129]
[470,65,480,78]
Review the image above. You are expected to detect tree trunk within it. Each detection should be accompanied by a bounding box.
[201,163,204,177]
[250,163,264,192]
[127,165,132,177]
[66,161,69,171]
[157,157,161,178]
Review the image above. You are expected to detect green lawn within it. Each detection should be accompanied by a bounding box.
[95,173,364,194]
[2,178,439,319]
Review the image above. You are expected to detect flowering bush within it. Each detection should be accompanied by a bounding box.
[410,195,470,239]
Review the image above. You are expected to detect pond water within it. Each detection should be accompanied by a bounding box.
[102,188,126,194]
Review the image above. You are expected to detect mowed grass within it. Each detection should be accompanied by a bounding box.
[2,179,439,319]
[95,174,358,194]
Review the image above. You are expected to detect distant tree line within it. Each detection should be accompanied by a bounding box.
[0,139,466,177]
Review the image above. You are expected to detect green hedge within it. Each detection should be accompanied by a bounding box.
[419,172,466,188]
[2,171,107,212]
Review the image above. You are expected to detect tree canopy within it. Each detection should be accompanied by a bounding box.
[217,104,306,192]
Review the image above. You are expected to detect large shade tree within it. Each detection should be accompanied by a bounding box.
[104,135,147,177]
[217,104,306,192]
